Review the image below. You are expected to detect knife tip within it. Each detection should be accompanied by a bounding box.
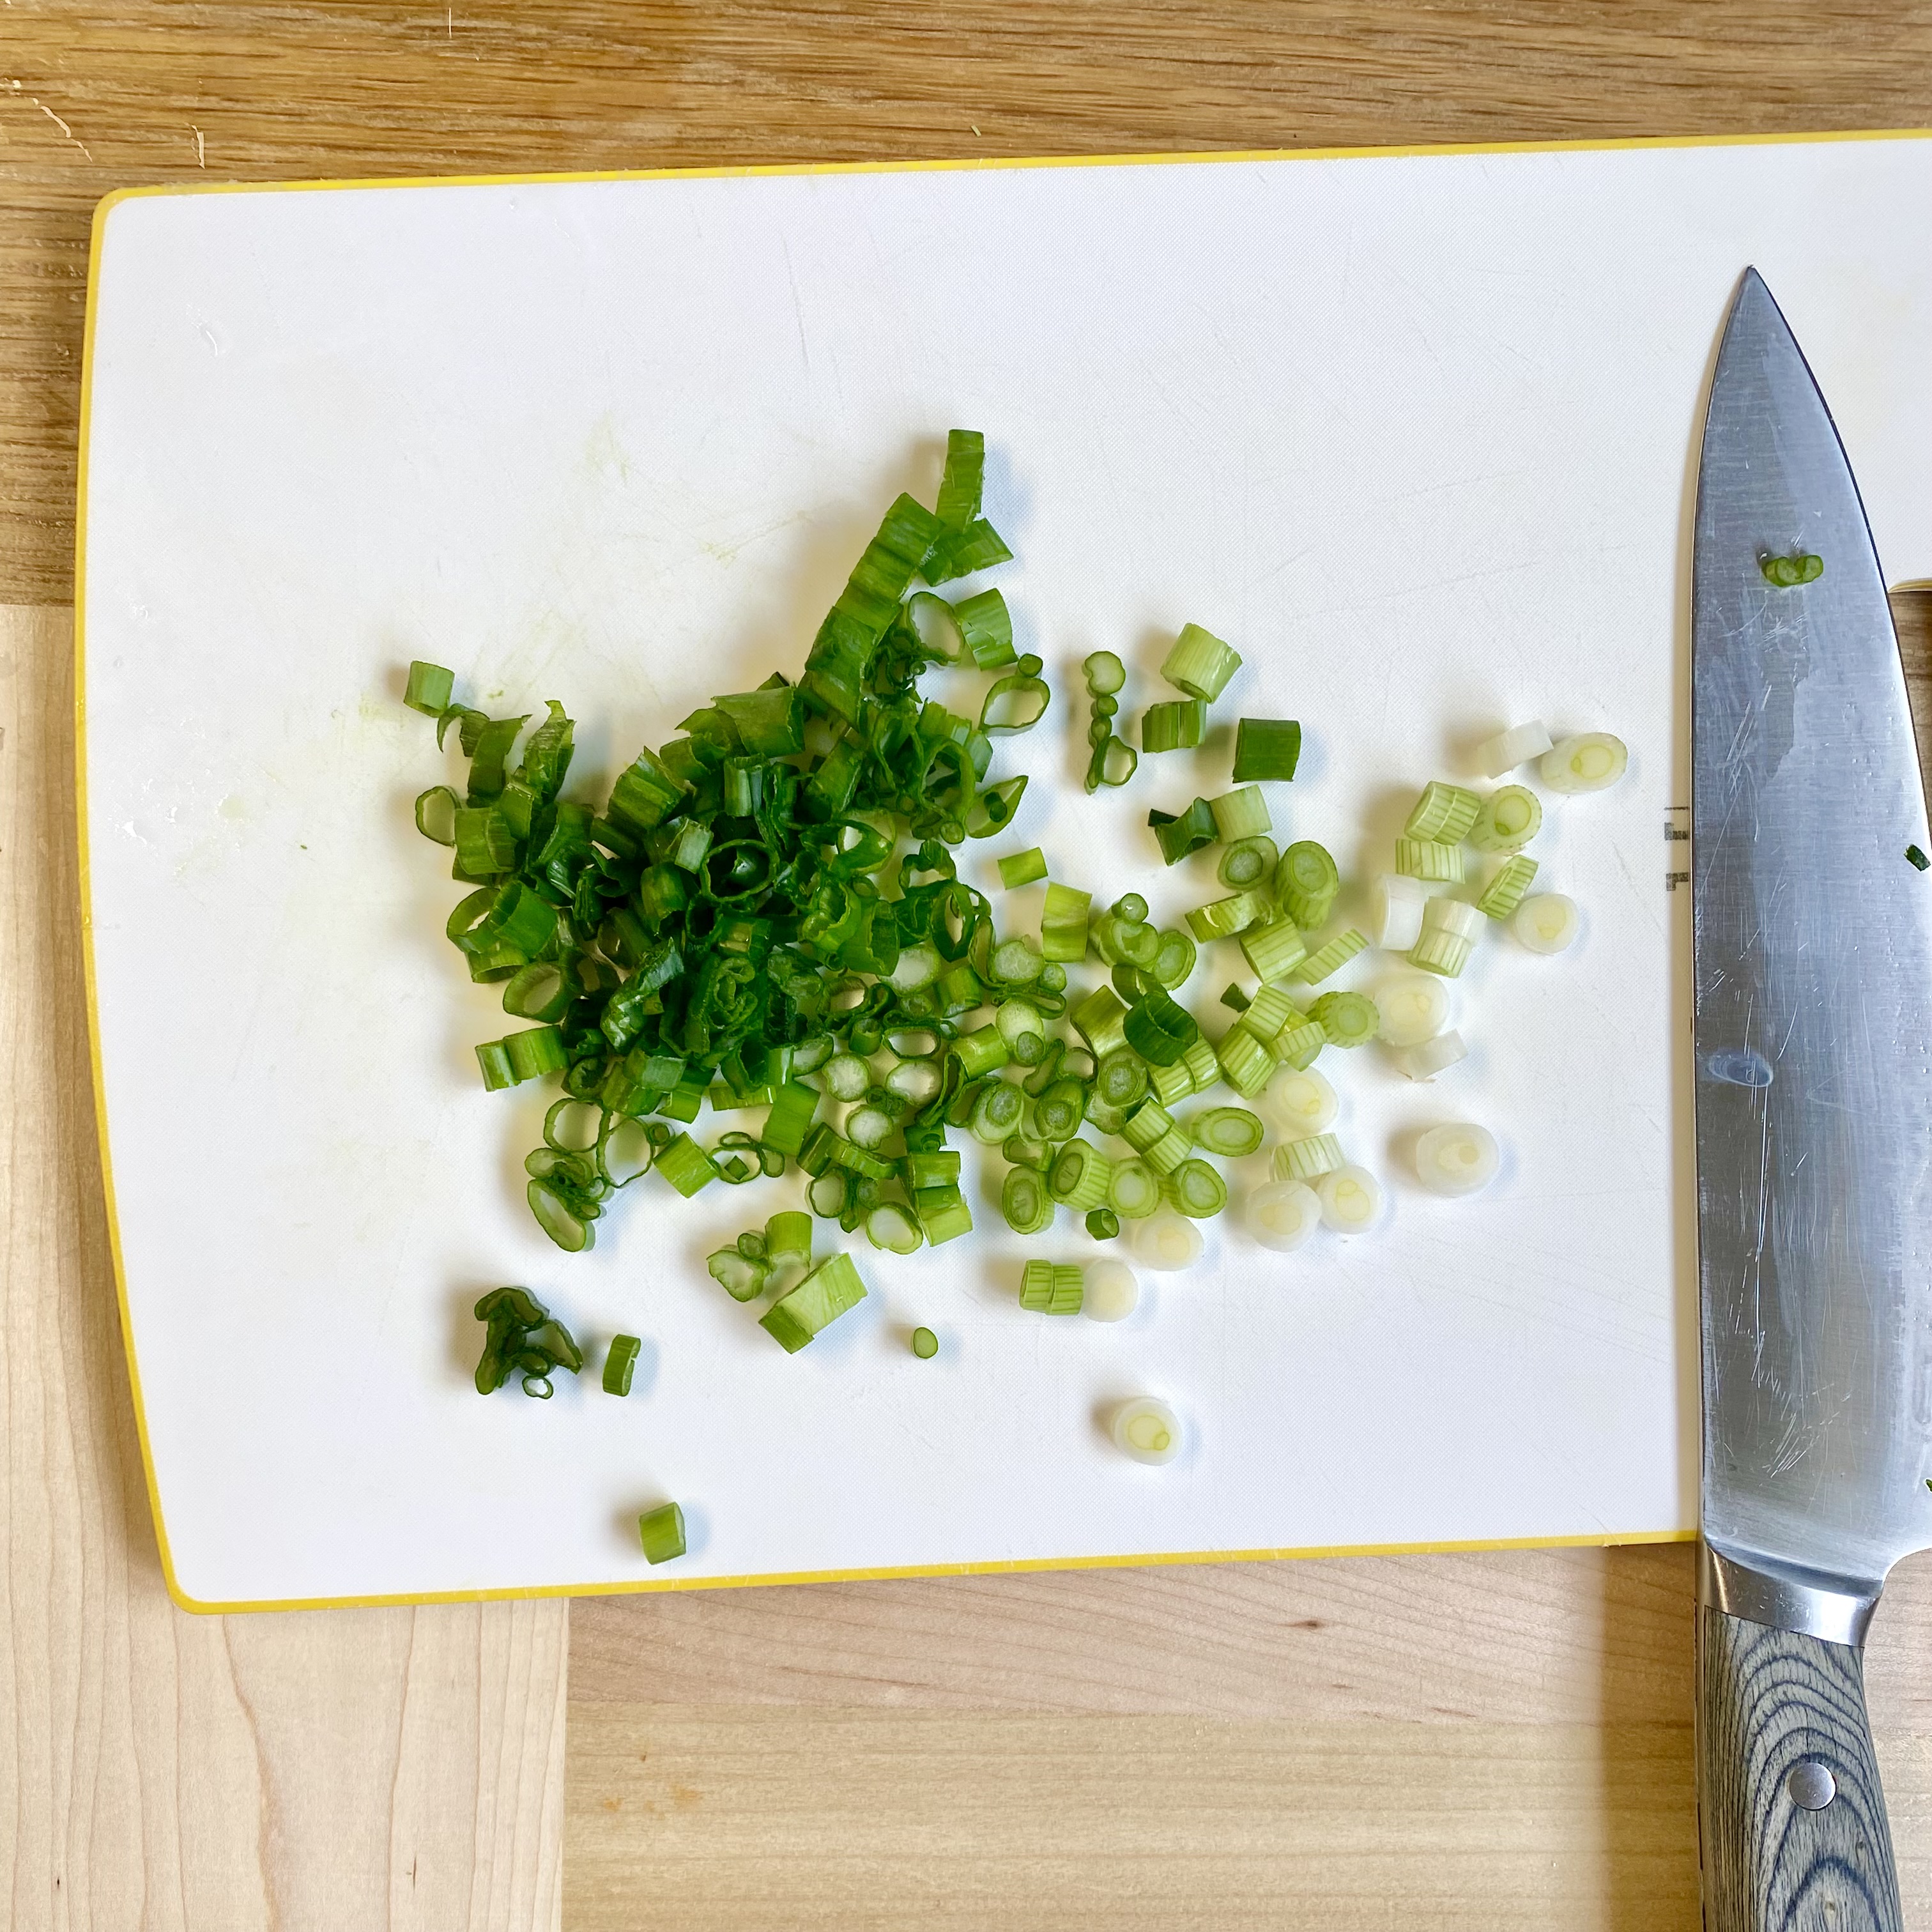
[1724,264,1781,338]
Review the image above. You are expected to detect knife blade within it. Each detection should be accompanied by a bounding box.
[1692,266,1932,1931]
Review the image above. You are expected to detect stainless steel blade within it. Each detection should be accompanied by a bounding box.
[1694,268,1932,1629]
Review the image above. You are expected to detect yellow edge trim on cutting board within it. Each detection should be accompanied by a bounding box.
[152,1529,1699,1618]
[79,123,1919,1617]
[74,124,1932,215]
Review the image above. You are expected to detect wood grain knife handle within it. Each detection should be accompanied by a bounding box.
[1698,1603,1902,1930]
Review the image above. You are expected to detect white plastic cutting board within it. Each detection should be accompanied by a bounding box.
[78,134,1932,1611]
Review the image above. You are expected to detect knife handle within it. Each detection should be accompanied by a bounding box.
[1697,1603,1902,1929]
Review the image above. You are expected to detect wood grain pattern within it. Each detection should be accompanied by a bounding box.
[569,1542,1699,1930]
[571,1545,1932,1931]
[8,2,1932,603]
[1,604,569,1932]
[1698,1606,1902,1931]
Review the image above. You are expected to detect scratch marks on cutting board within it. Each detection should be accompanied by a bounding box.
[3,79,93,159]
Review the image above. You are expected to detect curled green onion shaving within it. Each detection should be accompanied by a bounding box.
[1148,797,1218,865]
[1082,651,1136,792]
[709,1246,770,1301]
[981,654,1050,734]
[1089,895,1156,969]
[967,775,1029,838]
[905,592,967,665]
[527,1162,604,1254]
[415,785,459,846]
[538,1098,596,1158]
[1085,1208,1121,1240]
[505,961,576,1024]
[1123,990,1200,1068]
[474,1287,583,1398]
[1093,737,1139,788]
[866,1204,924,1255]
[1910,845,1931,872]
[1761,551,1823,586]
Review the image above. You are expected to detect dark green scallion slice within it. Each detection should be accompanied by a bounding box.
[1231,717,1301,783]
[1147,798,1218,864]
[602,1334,642,1395]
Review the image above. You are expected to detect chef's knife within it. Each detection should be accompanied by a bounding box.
[1693,267,1932,1931]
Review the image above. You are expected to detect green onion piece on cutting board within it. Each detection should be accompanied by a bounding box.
[637,1502,687,1565]
[1231,717,1301,783]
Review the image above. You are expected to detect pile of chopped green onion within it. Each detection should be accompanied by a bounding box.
[412,440,1630,1499]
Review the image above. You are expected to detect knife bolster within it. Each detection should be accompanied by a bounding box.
[1700,1539,1882,1646]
